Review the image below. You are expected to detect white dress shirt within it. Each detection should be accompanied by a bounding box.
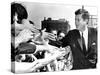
[79,27,88,50]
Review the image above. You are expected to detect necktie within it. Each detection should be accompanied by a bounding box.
[82,33,86,55]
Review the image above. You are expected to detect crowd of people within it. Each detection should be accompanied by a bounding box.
[11,2,97,73]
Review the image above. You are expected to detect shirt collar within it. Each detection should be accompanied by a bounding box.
[79,26,88,36]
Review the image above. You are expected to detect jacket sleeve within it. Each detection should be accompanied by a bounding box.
[16,43,36,54]
[61,31,72,47]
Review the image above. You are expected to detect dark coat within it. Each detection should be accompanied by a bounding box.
[61,28,97,70]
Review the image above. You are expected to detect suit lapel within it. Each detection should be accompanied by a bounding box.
[78,38,83,50]
[74,30,83,51]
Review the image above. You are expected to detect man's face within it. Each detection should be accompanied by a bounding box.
[75,14,87,32]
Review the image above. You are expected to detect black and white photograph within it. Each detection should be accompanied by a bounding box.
[11,1,98,73]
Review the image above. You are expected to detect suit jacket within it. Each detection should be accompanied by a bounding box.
[61,28,97,70]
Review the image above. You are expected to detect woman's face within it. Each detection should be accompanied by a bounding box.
[57,33,65,40]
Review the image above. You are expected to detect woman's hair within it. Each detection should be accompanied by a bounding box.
[11,2,28,24]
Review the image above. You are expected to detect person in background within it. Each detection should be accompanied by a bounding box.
[57,31,65,41]
[61,8,97,70]
[51,30,58,39]
[49,30,60,47]
[55,31,73,71]
[49,30,65,48]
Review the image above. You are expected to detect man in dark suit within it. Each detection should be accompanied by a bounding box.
[61,8,97,70]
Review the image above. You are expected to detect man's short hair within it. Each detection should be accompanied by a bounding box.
[75,9,89,21]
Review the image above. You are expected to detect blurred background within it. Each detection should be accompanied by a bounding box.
[16,1,98,31]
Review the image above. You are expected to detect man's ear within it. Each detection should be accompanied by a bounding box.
[84,19,89,24]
